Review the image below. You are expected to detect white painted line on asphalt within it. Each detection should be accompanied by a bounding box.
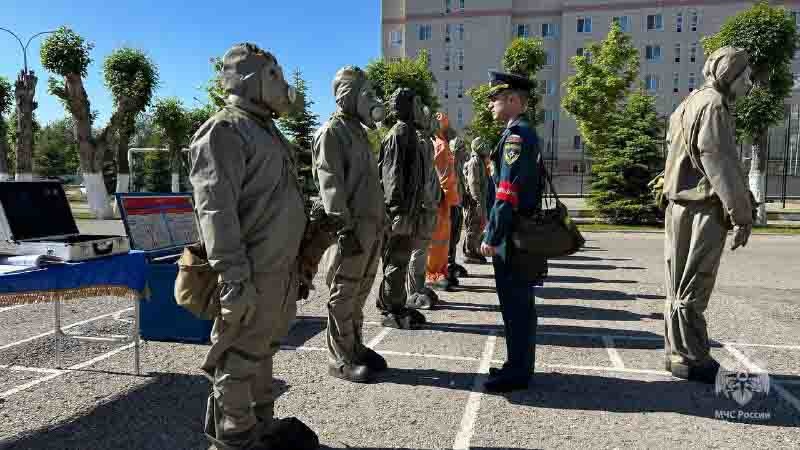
[0,343,135,399]
[724,344,800,416]
[0,305,26,313]
[602,336,626,369]
[453,334,496,450]
[722,341,800,351]
[0,364,64,375]
[0,307,133,352]
[539,363,669,377]
[378,350,479,363]
[366,328,392,349]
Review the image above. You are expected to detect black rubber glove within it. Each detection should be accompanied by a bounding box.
[337,229,363,257]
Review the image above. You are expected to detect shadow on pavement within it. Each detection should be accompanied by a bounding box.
[538,304,662,322]
[551,255,632,262]
[282,316,328,348]
[0,373,212,450]
[434,301,501,312]
[502,372,800,427]
[537,286,643,301]
[545,275,638,284]
[547,262,646,271]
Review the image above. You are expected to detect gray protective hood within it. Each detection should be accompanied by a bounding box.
[333,66,366,116]
[702,46,750,96]
[390,87,415,122]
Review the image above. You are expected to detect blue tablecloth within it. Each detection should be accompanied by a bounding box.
[0,251,148,306]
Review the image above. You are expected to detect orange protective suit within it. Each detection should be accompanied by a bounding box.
[426,114,460,283]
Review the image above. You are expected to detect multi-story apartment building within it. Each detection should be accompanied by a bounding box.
[381,0,800,182]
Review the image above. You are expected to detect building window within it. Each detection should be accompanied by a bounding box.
[574,135,582,150]
[540,80,556,96]
[517,24,530,38]
[646,74,660,92]
[418,24,432,41]
[646,45,662,62]
[647,14,663,31]
[688,72,696,91]
[543,109,556,122]
[577,17,592,33]
[456,49,464,70]
[445,24,452,42]
[389,56,402,63]
[612,16,630,32]
[444,48,451,70]
[672,102,678,112]
[444,80,449,99]
[674,43,681,63]
[390,30,403,47]
[793,74,800,90]
[576,47,584,57]
[457,23,465,40]
[792,11,800,26]
[676,12,683,32]
[690,43,698,63]
[542,23,558,39]
[457,107,464,126]
[459,0,464,10]
[690,10,699,32]
[673,73,680,93]
[457,80,464,98]
[544,50,555,66]
[444,0,451,13]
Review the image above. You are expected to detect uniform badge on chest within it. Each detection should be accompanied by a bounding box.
[504,134,523,165]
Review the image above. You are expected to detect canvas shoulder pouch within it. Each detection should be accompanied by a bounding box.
[174,242,220,320]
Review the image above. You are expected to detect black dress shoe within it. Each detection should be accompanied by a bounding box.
[359,347,388,372]
[453,263,469,277]
[422,287,440,304]
[670,359,720,385]
[406,308,427,325]
[328,362,373,383]
[483,374,530,393]
[489,362,512,377]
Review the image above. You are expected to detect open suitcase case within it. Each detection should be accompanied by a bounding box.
[0,181,130,262]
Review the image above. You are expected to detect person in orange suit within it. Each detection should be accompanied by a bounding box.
[426,113,461,291]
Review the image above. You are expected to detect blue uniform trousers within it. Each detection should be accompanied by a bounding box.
[492,239,537,377]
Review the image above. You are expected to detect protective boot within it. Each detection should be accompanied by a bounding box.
[483,373,530,393]
[452,263,469,278]
[489,361,513,377]
[261,417,320,450]
[407,292,435,310]
[381,309,426,329]
[328,361,373,383]
[359,347,388,372]
[422,287,439,304]
[670,358,720,384]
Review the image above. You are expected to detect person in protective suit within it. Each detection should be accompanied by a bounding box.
[426,113,461,291]
[462,137,491,263]
[378,88,428,328]
[663,46,755,384]
[447,134,470,281]
[406,101,441,310]
[190,43,318,450]
[312,66,388,383]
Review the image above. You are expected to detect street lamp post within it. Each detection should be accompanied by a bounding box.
[0,28,56,74]
[0,28,55,180]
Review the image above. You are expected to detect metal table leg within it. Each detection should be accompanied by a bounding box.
[133,298,140,375]
[54,299,62,369]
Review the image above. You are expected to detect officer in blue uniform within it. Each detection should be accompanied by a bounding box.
[481,71,546,393]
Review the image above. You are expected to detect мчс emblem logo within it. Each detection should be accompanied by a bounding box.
[715,368,770,407]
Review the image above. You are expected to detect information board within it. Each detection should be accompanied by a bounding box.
[119,195,198,251]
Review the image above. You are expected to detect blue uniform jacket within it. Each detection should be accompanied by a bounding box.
[484,116,543,247]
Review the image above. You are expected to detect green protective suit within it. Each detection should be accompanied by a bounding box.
[663,46,754,371]
[190,44,307,449]
[312,66,387,366]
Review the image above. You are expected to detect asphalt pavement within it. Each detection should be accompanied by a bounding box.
[1,224,799,449]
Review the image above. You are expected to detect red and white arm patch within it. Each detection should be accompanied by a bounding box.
[496,180,519,207]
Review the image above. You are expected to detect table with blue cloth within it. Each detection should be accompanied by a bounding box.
[0,251,148,374]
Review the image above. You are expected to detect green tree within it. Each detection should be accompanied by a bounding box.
[277,68,319,207]
[465,37,547,148]
[365,50,439,127]
[41,27,156,218]
[204,56,226,111]
[562,22,663,224]
[152,97,190,192]
[702,1,799,224]
[33,118,80,178]
[103,48,159,193]
[0,76,12,179]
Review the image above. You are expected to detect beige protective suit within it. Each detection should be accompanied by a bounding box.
[663,46,754,374]
[190,44,309,449]
[312,66,387,371]
[463,137,490,260]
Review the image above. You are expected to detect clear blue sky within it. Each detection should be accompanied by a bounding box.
[0,0,382,127]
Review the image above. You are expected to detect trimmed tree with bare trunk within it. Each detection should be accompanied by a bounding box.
[103,48,159,197]
[0,76,12,180]
[13,68,37,181]
[152,97,190,192]
[41,27,156,218]
[702,1,799,225]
